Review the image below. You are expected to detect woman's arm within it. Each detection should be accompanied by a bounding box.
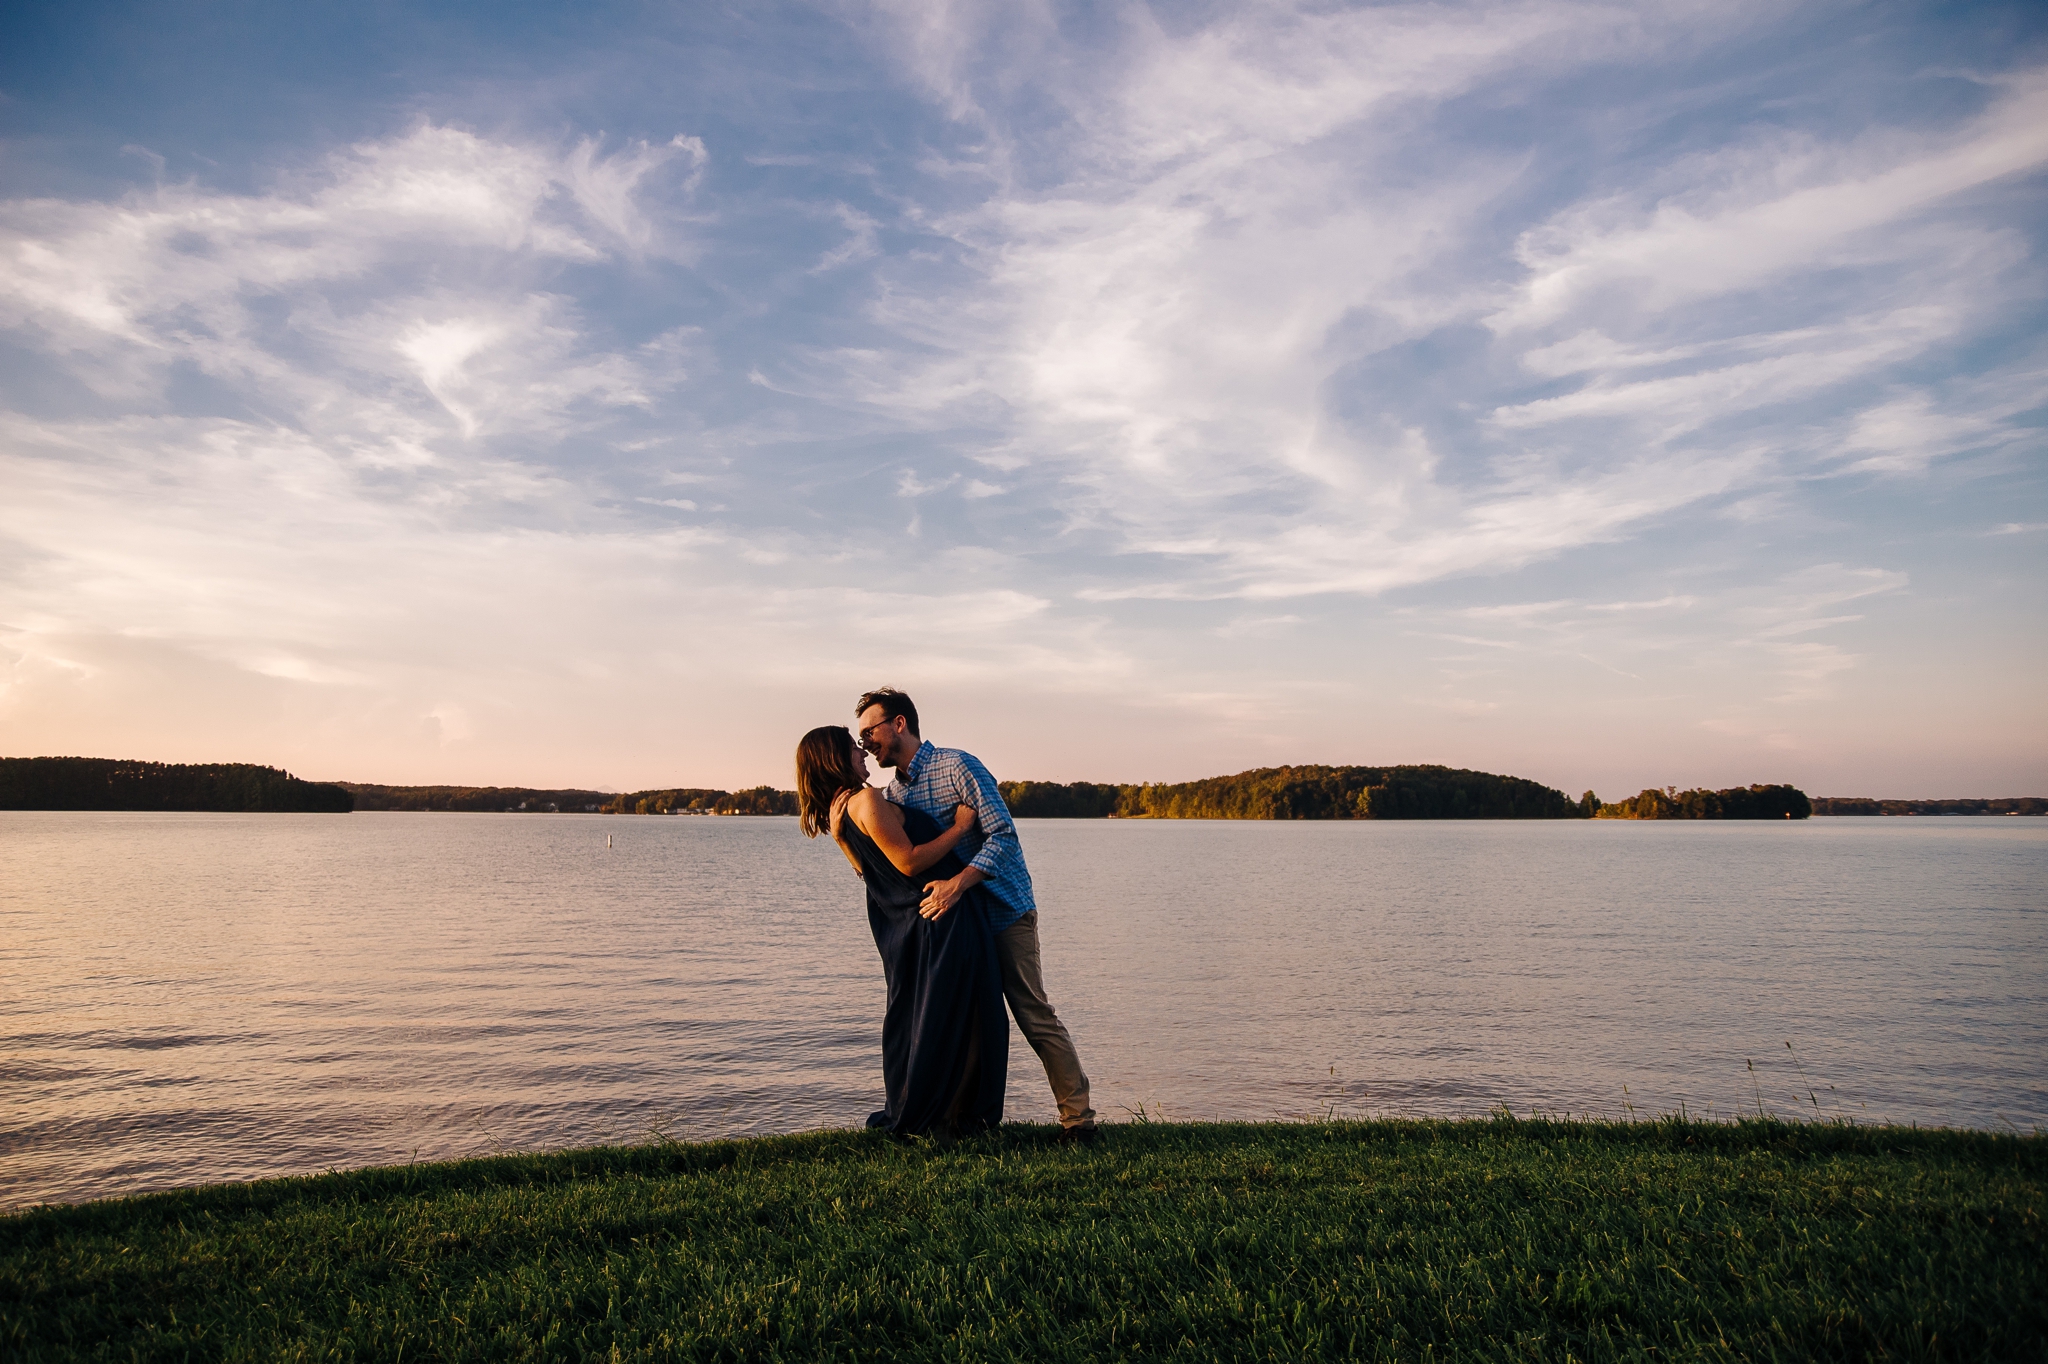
[847,790,977,876]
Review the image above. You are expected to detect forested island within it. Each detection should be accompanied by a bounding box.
[1002,765,1583,819]
[0,762,798,815]
[1813,797,2047,816]
[1593,784,1812,820]
[1593,789,2048,819]
[0,758,351,812]
[593,786,796,816]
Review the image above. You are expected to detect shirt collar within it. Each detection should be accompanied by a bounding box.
[901,739,936,783]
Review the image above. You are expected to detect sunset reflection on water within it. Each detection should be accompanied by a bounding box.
[3,812,2043,1210]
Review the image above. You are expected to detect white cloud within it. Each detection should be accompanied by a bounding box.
[561,133,707,250]
[1490,308,1957,436]
[1,126,630,354]
[1,5,2041,793]
[828,4,2044,606]
[1832,364,2047,474]
[0,124,699,471]
[1391,562,1907,731]
[1491,71,2048,333]
[812,202,882,272]
[896,469,956,496]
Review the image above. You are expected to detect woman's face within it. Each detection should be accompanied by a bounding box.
[848,738,871,783]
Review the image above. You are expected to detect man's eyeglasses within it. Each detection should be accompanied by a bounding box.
[858,718,899,747]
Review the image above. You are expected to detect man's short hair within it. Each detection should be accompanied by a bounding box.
[855,686,919,737]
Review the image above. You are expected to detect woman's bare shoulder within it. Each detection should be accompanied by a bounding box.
[844,786,900,831]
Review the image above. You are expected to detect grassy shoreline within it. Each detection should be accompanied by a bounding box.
[4,1117,2041,1361]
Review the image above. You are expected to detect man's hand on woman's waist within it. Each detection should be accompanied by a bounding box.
[919,865,985,920]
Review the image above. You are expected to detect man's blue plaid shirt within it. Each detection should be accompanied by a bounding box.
[886,740,1035,932]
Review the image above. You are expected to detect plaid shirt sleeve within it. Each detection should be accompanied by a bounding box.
[893,743,1035,925]
[953,751,1022,886]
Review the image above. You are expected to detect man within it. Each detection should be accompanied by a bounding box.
[853,686,1097,1139]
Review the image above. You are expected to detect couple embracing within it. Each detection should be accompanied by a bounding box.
[795,687,1096,1141]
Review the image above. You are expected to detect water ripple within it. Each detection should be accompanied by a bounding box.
[1,811,2043,1210]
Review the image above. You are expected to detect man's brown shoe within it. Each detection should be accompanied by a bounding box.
[1055,1123,1098,1145]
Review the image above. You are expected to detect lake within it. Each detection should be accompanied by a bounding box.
[2,812,2043,1211]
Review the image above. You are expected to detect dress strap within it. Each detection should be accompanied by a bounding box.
[830,788,867,853]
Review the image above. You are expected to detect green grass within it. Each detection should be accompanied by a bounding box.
[3,1117,2041,1361]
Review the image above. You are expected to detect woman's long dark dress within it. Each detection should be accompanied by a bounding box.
[840,803,1008,1137]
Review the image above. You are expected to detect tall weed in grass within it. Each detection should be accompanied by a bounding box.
[3,1117,2041,1361]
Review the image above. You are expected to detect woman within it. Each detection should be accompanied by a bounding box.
[796,725,1008,1137]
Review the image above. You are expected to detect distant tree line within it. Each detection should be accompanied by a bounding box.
[341,784,614,812]
[1592,785,1811,820]
[1812,797,2045,816]
[997,781,1127,818]
[1,758,352,812]
[600,786,798,816]
[35,757,1985,826]
[999,765,1583,820]
[340,783,799,815]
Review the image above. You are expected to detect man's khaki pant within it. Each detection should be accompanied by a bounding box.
[995,911,1095,1128]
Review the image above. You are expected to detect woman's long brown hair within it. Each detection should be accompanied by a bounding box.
[795,725,865,838]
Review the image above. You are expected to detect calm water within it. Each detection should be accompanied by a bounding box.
[2,812,2043,1211]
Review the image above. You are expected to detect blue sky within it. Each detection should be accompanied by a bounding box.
[2,0,2043,796]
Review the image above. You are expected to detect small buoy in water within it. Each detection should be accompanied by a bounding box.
[606,833,612,849]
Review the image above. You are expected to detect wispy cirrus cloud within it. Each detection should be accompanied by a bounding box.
[0,1,2041,793]
[1490,70,2048,332]
[0,125,704,426]
[1398,562,1909,733]
[827,2,2048,610]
